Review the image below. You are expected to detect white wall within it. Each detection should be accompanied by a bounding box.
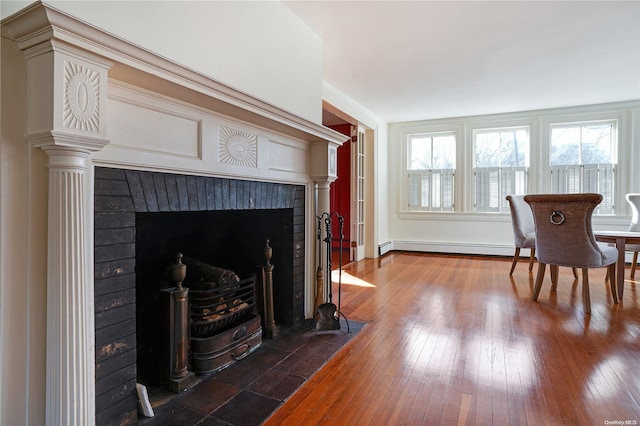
[387,101,640,257]
[1,0,323,123]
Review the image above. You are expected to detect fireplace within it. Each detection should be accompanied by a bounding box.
[94,167,305,424]
[1,3,349,424]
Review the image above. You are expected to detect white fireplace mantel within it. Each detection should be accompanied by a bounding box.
[2,2,347,424]
[1,1,345,146]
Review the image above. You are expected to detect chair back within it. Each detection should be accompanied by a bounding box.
[505,195,535,248]
[524,193,612,268]
[626,193,640,232]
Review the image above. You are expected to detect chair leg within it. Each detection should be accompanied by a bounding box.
[572,268,578,279]
[608,263,618,304]
[582,268,591,315]
[532,263,546,301]
[510,247,521,275]
[550,265,559,291]
[528,248,535,272]
[631,252,638,279]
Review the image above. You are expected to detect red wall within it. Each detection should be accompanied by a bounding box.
[329,124,352,249]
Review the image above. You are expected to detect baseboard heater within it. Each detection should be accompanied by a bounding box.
[378,241,392,256]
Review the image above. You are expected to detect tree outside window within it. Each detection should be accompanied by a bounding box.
[550,123,614,165]
[550,121,617,214]
[407,133,456,211]
[474,127,529,212]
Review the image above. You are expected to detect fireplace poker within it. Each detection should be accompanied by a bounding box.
[335,214,350,332]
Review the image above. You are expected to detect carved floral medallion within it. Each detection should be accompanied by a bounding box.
[219,126,257,167]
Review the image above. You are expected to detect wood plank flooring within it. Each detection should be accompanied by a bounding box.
[265,252,640,425]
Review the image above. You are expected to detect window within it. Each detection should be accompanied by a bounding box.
[395,102,633,218]
[550,120,617,214]
[407,132,455,211]
[474,127,529,213]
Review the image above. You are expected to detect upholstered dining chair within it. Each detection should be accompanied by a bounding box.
[506,194,578,278]
[506,195,536,274]
[626,193,640,279]
[524,193,618,315]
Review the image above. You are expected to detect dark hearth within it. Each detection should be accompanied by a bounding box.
[94,167,306,425]
[136,319,365,426]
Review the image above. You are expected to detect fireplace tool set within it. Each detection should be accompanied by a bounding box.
[315,212,350,332]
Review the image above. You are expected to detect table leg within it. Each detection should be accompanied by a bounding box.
[616,237,626,299]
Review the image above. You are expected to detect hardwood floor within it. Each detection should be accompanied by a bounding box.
[265,252,640,425]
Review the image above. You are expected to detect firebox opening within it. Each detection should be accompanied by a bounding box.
[134,209,291,386]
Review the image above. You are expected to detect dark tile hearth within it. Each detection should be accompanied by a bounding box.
[137,320,364,426]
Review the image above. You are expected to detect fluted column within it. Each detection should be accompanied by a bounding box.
[41,145,95,426]
[316,181,332,222]
[314,181,331,308]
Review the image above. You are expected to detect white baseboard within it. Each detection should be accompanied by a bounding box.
[378,241,393,256]
[392,240,521,257]
[390,240,638,263]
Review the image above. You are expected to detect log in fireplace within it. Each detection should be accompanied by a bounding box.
[94,167,306,424]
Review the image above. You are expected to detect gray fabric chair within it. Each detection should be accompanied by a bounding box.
[524,193,618,315]
[626,193,640,279]
[505,195,536,274]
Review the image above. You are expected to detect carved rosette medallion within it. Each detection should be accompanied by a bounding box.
[63,61,100,133]
[219,126,257,167]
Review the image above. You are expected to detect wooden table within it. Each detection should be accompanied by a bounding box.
[594,230,640,299]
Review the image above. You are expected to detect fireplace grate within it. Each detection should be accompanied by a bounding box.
[189,276,256,337]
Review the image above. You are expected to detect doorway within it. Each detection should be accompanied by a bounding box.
[322,102,367,263]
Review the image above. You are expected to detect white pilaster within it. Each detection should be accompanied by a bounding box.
[41,145,95,426]
[316,181,332,222]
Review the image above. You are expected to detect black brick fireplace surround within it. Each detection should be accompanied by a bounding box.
[93,167,306,425]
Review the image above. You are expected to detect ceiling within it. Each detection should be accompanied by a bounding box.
[284,1,640,123]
